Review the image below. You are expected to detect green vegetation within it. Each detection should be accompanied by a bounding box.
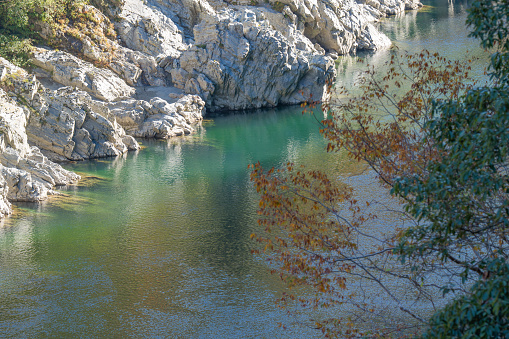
[413,1,509,336]
[0,34,33,68]
[251,0,509,337]
[271,1,285,12]
[0,0,121,68]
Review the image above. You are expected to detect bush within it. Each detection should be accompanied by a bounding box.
[421,259,509,339]
[0,33,33,68]
[0,0,118,67]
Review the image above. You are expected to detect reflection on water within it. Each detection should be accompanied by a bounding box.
[0,108,329,338]
[0,2,488,338]
[336,0,488,93]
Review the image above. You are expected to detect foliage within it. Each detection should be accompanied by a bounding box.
[395,0,509,336]
[0,0,44,67]
[88,0,125,19]
[394,0,509,293]
[0,0,82,37]
[0,0,38,37]
[251,0,509,336]
[0,33,33,68]
[271,1,285,12]
[48,2,118,67]
[0,0,118,67]
[467,0,509,84]
[250,50,476,337]
[421,259,509,338]
[322,51,474,187]
[393,84,509,281]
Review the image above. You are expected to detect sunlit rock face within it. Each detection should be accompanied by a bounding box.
[32,49,136,102]
[173,8,336,111]
[113,0,419,111]
[0,66,80,209]
[0,0,419,215]
[108,94,205,138]
[1,56,139,162]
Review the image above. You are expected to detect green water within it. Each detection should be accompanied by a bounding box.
[0,1,487,338]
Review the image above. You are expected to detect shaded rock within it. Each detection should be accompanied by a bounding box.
[1,165,49,202]
[0,170,10,217]
[358,23,392,50]
[405,0,422,10]
[113,47,168,86]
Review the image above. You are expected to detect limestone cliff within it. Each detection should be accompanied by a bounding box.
[0,0,421,217]
[112,0,421,111]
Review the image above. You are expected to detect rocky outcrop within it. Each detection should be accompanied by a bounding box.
[257,0,388,55]
[108,94,205,138]
[26,86,141,161]
[0,86,79,211]
[170,8,335,111]
[110,0,420,111]
[2,54,205,159]
[32,48,135,102]
[1,57,140,161]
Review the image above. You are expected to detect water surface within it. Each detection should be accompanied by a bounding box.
[0,2,487,337]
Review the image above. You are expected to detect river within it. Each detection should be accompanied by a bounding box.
[0,1,486,338]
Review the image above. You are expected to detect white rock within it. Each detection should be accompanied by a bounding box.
[26,86,140,160]
[108,94,205,138]
[0,57,140,161]
[173,7,336,111]
[117,0,187,59]
[110,0,420,111]
[32,48,135,102]
[0,77,80,206]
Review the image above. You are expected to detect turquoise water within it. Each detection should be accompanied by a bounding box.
[0,2,487,337]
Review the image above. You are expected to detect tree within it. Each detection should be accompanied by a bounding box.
[407,0,509,337]
[250,50,476,337]
[250,0,509,337]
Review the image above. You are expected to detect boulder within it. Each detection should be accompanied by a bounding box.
[108,94,205,138]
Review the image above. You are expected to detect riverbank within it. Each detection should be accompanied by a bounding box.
[0,0,422,217]
[0,2,489,337]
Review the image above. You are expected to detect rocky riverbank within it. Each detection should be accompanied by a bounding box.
[0,0,421,216]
